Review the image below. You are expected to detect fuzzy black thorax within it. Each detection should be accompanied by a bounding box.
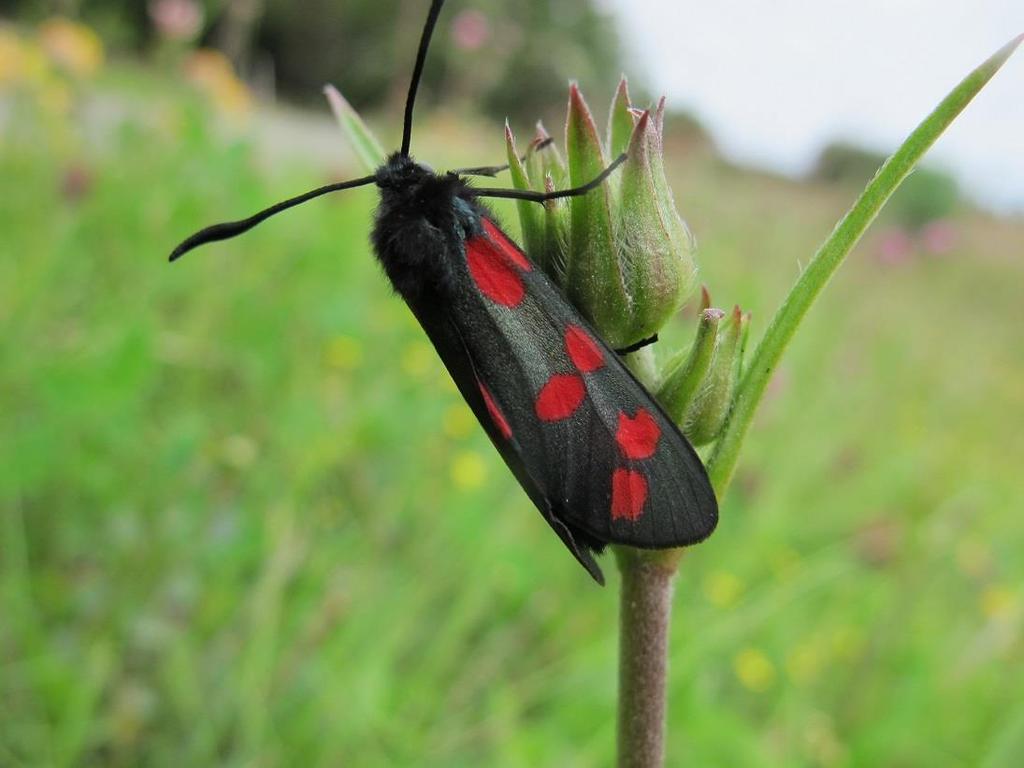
[372,153,482,301]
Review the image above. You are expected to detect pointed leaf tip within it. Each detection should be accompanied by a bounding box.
[566,83,605,168]
[626,109,651,156]
[609,75,636,157]
[610,78,626,109]
[505,120,547,269]
[324,83,385,173]
[568,81,585,108]
[615,76,630,105]
[982,32,1024,74]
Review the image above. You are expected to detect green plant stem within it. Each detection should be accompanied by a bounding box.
[706,33,1022,498]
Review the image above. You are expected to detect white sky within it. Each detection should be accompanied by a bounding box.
[602,0,1024,212]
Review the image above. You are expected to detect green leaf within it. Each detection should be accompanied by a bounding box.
[608,76,634,159]
[505,123,547,270]
[706,33,1024,497]
[565,82,630,346]
[542,174,570,283]
[324,84,386,173]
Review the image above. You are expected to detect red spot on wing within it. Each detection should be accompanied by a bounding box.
[564,325,604,373]
[482,218,532,271]
[611,468,648,521]
[466,242,525,307]
[535,374,586,422]
[616,408,661,459]
[478,383,512,439]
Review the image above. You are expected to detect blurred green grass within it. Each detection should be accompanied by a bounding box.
[2,71,1024,768]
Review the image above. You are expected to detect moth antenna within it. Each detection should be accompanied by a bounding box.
[401,0,447,157]
[470,152,626,203]
[168,174,377,262]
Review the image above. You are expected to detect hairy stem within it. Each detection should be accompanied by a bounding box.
[615,549,677,768]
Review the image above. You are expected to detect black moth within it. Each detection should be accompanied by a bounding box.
[170,0,718,584]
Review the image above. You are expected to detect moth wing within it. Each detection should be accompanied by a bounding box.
[410,301,607,584]
[446,216,717,551]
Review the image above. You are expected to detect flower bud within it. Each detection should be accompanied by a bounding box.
[657,306,724,423]
[684,305,750,446]
[507,81,700,349]
[506,124,569,278]
[617,105,698,341]
[564,82,633,346]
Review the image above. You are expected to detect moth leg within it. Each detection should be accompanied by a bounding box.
[615,334,659,356]
[450,138,554,178]
[469,152,626,202]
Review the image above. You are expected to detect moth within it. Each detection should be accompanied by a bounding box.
[170,0,718,584]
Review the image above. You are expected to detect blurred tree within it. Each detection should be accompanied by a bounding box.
[215,0,263,72]
[812,141,886,186]
[889,167,960,230]
[258,0,623,122]
[0,0,154,49]
[813,140,961,230]
[0,0,625,123]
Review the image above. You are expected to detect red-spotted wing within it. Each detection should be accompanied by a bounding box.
[409,213,718,583]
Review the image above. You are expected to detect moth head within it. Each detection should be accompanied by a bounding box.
[375,153,434,192]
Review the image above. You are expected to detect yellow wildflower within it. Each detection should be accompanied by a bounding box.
[400,341,435,378]
[451,451,486,490]
[443,404,476,440]
[703,570,743,608]
[0,27,25,84]
[184,49,251,115]
[734,647,776,693]
[38,17,103,77]
[325,335,363,370]
[0,27,49,86]
[981,585,1017,620]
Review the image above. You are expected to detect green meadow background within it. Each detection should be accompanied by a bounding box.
[2,13,1024,768]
